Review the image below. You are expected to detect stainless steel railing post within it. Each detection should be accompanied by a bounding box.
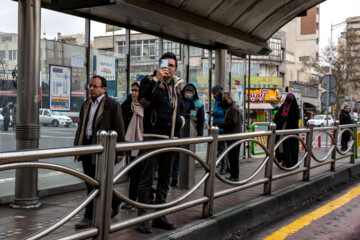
[93,130,109,240]
[263,123,276,195]
[202,127,218,218]
[331,121,340,171]
[303,123,314,181]
[352,124,357,163]
[102,131,118,240]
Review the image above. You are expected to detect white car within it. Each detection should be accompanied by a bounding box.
[39,108,73,127]
[307,115,334,127]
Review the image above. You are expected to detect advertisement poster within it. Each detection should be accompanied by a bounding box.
[93,55,118,97]
[49,65,72,111]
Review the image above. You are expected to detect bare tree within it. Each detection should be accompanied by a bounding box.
[303,29,360,119]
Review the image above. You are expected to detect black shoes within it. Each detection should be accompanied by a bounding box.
[152,216,176,230]
[170,178,178,186]
[121,203,135,211]
[74,218,92,229]
[225,176,239,182]
[218,168,227,175]
[137,221,152,234]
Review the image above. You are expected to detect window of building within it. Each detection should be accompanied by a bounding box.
[190,46,201,56]
[299,56,310,62]
[9,50,17,61]
[118,41,125,54]
[128,39,157,60]
[163,40,181,59]
[2,36,12,42]
[0,51,5,60]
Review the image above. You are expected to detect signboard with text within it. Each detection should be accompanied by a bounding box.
[93,55,118,97]
[246,89,281,102]
[49,65,72,111]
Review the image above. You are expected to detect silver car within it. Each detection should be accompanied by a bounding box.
[39,108,73,127]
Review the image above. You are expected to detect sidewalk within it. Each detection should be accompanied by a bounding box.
[0,151,357,240]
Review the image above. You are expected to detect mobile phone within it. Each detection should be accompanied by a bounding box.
[160,59,168,68]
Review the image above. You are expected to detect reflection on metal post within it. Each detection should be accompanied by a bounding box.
[85,19,90,99]
[264,123,276,195]
[352,125,357,163]
[12,0,41,209]
[202,127,218,218]
[125,29,130,96]
[179,118,195,189]
[331,121,340,171]
[93,131,109,240]
[303,123,314,181]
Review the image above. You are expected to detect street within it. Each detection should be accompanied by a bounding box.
[234,179,360,240]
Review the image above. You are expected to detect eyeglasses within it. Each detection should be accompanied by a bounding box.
[168,64,176,68]
[87,84,103,89]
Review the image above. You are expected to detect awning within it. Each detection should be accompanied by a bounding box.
[239,103,274,110]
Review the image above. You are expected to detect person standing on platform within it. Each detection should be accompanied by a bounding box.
[73,75,125,229]
[136,52,185,234]
[274,93,299,168]
[340,105,351,151]
[171,81,205,186]
[121,81,142,211]
[210,85,229,175]
[216,92,242,181]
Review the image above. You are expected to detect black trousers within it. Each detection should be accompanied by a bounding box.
[341,132,350,151]
[137,137,175,215]
[128,156,141,201]
[227,140,240,179]
[81,137,120,220]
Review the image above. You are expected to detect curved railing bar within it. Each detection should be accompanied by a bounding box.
[0,145,103,163]
[113,172,209,210]
[115,137,213,152]
[216,138,270,166]
[113,147,210,184]
[218,131,272,141]
[216,156,270,185]
[311,145,335,162]
[336,128,355,155]
[273,134,308,170]
[276,128,310,135]
[26,190,99,240]
[0,162,99,187]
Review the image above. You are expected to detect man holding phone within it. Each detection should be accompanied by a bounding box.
[137,52,185,234]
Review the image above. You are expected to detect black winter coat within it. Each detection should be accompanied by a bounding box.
[138,72,185,139]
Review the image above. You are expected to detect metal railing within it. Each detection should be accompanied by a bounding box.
[0,121,358,239]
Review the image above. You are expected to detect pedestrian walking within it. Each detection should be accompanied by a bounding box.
[136,52,185,234]
[274,93,299,168]
[171,81,205,186]
[2,103,10,131]
[216,92,242,181]
[73,75,125,229]
[210,85,230,175]
[340,105,351,151]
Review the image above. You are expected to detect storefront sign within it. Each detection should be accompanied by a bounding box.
[49,65,72,111]
[95,55,116,81]
[246,89,281,102]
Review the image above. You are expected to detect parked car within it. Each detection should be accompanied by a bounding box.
[39,108,73,127]
[307,115,334,127]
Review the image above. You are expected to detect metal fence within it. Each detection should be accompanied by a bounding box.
[0,121,357,239]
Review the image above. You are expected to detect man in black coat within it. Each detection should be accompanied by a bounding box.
[217,92,242,181]
[137,52,185,234]
[73,75,125,229]
[340,105,351,151]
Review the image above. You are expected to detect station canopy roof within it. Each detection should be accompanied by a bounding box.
[42,0,325,57]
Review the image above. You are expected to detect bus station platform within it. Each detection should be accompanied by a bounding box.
[0,153,359,240]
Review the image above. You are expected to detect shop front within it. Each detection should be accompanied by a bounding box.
[245,88,282,124]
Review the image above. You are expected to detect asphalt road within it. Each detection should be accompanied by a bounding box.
[234,179,360,240]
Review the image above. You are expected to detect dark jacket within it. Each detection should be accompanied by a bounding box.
[340,110,351,125]
[218,102,242,134]
[121,94,133,131]
[181,81,205,136]
[74,94,125,161]
[138,71,185,139]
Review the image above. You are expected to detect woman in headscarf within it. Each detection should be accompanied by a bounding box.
[274,93,299,167]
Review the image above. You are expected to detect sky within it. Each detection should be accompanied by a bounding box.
[0,0,360,50]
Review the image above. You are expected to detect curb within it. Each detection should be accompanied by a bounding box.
[161,163,360,240]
